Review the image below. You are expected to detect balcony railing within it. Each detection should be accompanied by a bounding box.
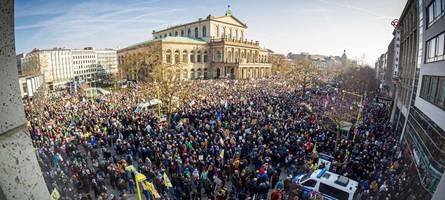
[209,37,260,46]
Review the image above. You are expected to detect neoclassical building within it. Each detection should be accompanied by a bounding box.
[118,10,272,80]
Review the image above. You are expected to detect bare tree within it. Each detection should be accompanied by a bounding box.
[150,59,187,124]
[270,54,291,75]
[288,58,322,96]
[324,92,359,151]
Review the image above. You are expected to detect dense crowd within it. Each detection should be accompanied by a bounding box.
[25,79,425,200]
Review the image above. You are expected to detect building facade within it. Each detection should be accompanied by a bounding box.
[96,49,118,75]
[405,0,445,194]
[375,53,387,91]
[16,53,44,97]
[118,11,272,81]
[392,0,419,136]
[389,0,445,195]
[35,48,74,89]
[20,48,118,89]
[72,48,98,82]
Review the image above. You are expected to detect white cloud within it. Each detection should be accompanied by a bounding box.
[15,0,189,52]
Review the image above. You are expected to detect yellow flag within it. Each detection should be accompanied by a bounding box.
[220,149,225,160]
[145,181,161,198]
[163,173,173,188]
[50,188,60,200]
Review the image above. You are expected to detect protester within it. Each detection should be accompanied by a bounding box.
[25,78,416,200]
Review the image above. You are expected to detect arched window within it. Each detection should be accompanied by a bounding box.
[202,26,207,37]
[229,28,233,39]
[169,32,172,36]
[235,29,239,40]
[204,51,208,63]
[175,69,180,79]
[216,26,220,37]
[241,31,244,40]
[194,27,199,38]
[216,68,221,78]
[181,30,184,36]
[234,51,239,63]
[175,31,178,36]
[187,29,191,37]
[166,50,172,64]
[183,70,188,79]
[222,27,226,38]
[191,69,195,79]
[174,50,180,63]
[197,51,202,62]
[204,68,208,79]
[190,51,195,63]
[197,68,202,79]
[216,50,222,62]
[227,50,232,63]
[182,50,188,63]
[164,34,167,38]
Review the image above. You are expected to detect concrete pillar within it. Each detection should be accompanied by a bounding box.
[0,0,50,199]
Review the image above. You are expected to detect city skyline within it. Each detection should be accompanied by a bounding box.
[15,0,407,65]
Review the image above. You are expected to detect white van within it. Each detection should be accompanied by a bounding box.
[295,169,358,200]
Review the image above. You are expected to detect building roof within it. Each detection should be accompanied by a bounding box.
[119,36,207,51]
[160,36,207,44]
[153,14,247,34]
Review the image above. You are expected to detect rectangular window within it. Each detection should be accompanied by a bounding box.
[421,75,445,110]
[426,32,445,63]
[431,37,437,61]
[428,0,445,26]
[318,183,350,200]
[429,77,438,102]
[437,33,444,60]
[436,78,445,108]
[429,3,435,25]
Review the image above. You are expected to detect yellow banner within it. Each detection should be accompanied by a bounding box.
[163,172,173,188]
[50,188,60,200]
[144,181,161,198]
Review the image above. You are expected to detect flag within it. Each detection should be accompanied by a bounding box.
[163,173,173,188]
[50,188,60,200]
[144,181,161,198]
[220,149,225,160]
[312,143,317,154]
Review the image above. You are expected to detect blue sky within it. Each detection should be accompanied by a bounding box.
[15,0,407,64]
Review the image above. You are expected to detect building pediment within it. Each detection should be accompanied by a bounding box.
[211,15,247,28]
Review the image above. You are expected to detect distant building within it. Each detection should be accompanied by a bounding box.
[20,47,118,90]
[375,53,387,92]
[16,53,44,97]
[118,9,272,81]
[287,51,351,68]
[72,48,97,82]
[96,49,118,76]
[32,48,74,90]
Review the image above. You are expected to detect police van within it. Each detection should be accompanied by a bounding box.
[295,169,358,200]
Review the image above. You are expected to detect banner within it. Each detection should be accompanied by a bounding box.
[50,188,60,200]
[220,149,225,160]
[144,181,161,198]
[163,173,173,188]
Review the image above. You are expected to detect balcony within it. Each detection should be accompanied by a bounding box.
[209,38,260,48]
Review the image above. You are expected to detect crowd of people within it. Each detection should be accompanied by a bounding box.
[25,78,425,200]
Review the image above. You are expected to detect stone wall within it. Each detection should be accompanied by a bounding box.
[0,0,50,199]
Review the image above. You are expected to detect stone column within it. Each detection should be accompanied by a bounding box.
[0,0,50,199]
